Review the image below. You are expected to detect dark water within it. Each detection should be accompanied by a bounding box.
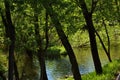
[45,46,120,80]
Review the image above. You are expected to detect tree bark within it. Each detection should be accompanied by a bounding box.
[4,0,16,79]
[78,0,102,74]
[33,6,48,80]
[87,15,102,74]
[37,50,48,80]
[1,0,19,80]
[102,18,111,61]
[94,18,112,62]
[44,11,49,51]
[95,30,112,62]
[13,56,20,80]
[40,1,82,80]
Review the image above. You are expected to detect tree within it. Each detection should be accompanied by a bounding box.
[32,2,48,80]
[1,0,15,79]
[40,0,82,80]
[0,0,19,80]
[93,0,120,62]
[75,0,102,74]
[94,18,112,62]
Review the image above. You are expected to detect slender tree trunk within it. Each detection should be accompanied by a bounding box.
[98,2,112,62]
[78,0,102,74]
[87,15,102,74]
[103,22,110,53]
[40,1,82,80]
[0,9,9,80]
[13,56,19,80]
[33,8,48,80]
[44,11,49,51]
[4,0,16,79]
[1,12,17,80]
[37,50,48,80]
[8,42,15,80]
[95,30,112,62]
[102,18,111,61]
[94,18,112,62]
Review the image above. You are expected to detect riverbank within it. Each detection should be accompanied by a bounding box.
[59,59,120,80]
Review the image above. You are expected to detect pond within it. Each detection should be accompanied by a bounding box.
[44,45,120,80]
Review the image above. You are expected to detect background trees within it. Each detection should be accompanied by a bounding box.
[40,0,82,80]
[0,0,119,80]
[75,0,103,74]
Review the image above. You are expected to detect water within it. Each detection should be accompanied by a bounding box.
[45,46,120,80]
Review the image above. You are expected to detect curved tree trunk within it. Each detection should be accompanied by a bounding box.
[40,1,82,80]
[95,27,112,62]
[78,0,102,74]
[98,3,112,62]
[102,18,111,62]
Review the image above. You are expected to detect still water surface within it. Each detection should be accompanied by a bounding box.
[45,46,120,80]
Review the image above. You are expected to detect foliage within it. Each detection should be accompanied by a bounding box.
[69,30,89,47]
[0,0,120,79]
[0,51,7,73]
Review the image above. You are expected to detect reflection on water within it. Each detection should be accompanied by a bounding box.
[45,46,120,80]
[46,58,72,80]
[74,48,94,74]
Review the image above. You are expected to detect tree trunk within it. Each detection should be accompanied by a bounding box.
[1,9,14,80]
[13,56,20,80]
[95,24,112,62]
[97,2,112,62]
[79,0,102,74]
[95,27,112,62]
[87,20,103,74]
[102,18,112,62]
[33,7,48,80]
[4,0,16,79]
[37,50,48,80]
[40,1,82,80]
[44,11,49,51]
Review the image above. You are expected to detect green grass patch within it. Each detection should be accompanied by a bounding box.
[58,59,120,80]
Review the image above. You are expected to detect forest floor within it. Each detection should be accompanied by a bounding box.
[58,59,120,80]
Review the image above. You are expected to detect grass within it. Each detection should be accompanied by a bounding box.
[58,59,120,80]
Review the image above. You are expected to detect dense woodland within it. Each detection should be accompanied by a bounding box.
[0,0,120,80]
